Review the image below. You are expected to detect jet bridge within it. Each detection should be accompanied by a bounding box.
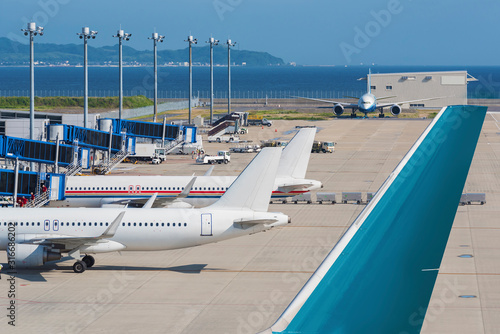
[98,118,197,143]
[47,124,134,154]
[0,169,65,203]
[0,135,76,166]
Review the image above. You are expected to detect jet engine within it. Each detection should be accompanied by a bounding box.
[390,104,402,116]
[333,104,344,116]
[7,244,61,268]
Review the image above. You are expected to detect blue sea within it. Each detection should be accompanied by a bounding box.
[0,65,499,99]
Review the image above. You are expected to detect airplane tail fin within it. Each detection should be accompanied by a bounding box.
[261,105,487,334]
[209,147,282,212]
[368,68,372,94]
[277,127,316,179]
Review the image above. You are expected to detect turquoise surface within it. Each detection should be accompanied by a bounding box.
[274,106,487,334]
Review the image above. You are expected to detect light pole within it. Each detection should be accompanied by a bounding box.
[113,29,132,121]
[21,22,43,141]
[148,32,164,122]
[77,27,98,129]
[185,35,197,124]
[206,37,219,124]
[226,39,236,115]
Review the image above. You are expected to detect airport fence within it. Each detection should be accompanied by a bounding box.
[0,90,491,99]
[0,89,367,100]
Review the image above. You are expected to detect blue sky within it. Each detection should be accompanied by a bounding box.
[0,0,496,65]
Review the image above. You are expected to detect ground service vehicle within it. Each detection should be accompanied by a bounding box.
[247,115,273,127]
[196,151,231,164]
[311,141,335,153]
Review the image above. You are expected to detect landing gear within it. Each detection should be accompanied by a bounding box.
[378,113,385,118]
[73,260,87,273]
[82,255,95,268]
[350,113,356,118]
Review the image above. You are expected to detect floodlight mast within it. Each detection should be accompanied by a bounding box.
[21,22,43,143]
[226,39,236,115]
[77,27,98,129]
[149,32,165,122]
[185,35,197,124]
[113,29,132,121]
[206,37,219,124]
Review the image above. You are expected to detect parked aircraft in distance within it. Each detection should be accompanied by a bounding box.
[296,69,443,118]
[0,148,290,273]
[59,127,322,208]
[259,105,487,333]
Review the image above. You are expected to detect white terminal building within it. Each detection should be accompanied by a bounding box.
[368,71,477,108]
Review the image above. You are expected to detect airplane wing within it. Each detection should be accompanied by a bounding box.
[378,96,445,108]
[103,177,197,208]
[204,166,215,176]
[260,105,487,334]
[293,96,358,108]
[24,211,126,250]
[277,183,316,193]
[234,218,278,225]
[142,193,158,209]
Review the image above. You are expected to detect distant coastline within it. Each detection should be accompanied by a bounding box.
[0,37,285,67]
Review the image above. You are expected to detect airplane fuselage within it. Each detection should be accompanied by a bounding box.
[0,207,288,253]
[55,175,322,208]
[357,93,377,113]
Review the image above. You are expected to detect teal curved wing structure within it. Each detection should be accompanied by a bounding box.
[263,105,487,334]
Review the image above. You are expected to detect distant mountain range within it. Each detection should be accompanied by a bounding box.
[0,37,285,66]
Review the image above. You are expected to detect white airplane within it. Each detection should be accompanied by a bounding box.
[296,69,443,118]
[57,127,322,208]
[259,105,487,333]
[0,148,290,273]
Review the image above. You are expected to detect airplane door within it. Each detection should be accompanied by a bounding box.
[201,213,212,236]
[50,176,60,200]
[185,127,193,143]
